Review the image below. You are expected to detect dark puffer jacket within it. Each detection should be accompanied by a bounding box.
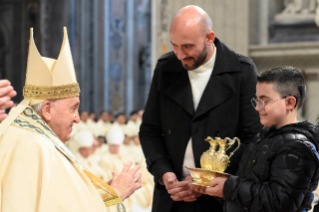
[223,121,319,212]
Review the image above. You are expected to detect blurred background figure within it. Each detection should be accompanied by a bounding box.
[67,111,91,153]
[126,110,140,138]
[125,110,143,164]
[89,137,104,164]
[96,111,113,137]
[74,130,108,182]
[87,112,98,135]
[89,112,96,122]
[99,123,153,212]
[91,135,109,163]
[73,111,89,132]
[99,124,133,211]
[114,113,128,134]
[137,110,144,128]
[97,135,107,145]
[109,114,115,123]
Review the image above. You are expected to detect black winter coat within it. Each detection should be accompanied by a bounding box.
[224,121,319,212]
[140,38,262,212]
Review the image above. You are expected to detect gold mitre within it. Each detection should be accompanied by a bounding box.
[0,27,80,136]
[24,27,80,104]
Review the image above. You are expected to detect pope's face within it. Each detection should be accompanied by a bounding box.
[49,97,80,143]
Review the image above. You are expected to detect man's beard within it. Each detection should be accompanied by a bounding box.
[182,46,208,70]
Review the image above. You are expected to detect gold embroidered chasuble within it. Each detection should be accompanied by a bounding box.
[0,107,125,212]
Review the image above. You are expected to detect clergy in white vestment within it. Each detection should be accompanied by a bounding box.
[126,111,140,138]
[94,136,109,160]
[100,124,133,211]
[136,110,144,128]
[114,113,129,135]
[96,111,113,136]
[113,113,133,158]
[89,112,96,122]
[79,111,98,136]
[89,137,105,164]
[0,27,142,212]
[74,130,108,181]
[99,123,154,212]
[67,111,91,153]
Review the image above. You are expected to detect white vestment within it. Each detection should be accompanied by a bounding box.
[0,107,124,212]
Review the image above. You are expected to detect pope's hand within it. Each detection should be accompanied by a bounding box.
[110,161,142,201]
[0,80,17,121]
[162,173,201,202]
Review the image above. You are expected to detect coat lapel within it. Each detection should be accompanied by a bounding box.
[193,75,234,120]
[157,38,243,118]
[158,59,194,116]
[193,38,243,120]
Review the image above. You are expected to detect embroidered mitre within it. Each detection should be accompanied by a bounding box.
[0,27,123,210]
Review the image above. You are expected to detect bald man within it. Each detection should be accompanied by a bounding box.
[140,5,262,212]
[0,80,17,121]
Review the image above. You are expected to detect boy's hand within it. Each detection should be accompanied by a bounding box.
[190,176,228,198]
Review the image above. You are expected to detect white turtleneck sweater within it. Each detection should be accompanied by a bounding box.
[183,44,217,178]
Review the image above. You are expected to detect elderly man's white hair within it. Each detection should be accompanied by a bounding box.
[32,99,60,116]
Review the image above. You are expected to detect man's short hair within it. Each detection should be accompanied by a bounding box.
[257,66,306,110]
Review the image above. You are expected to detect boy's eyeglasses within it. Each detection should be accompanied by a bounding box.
[251,95,299,111]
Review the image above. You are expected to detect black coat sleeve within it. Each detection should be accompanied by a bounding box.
[139,61,174,188]
[226,59,262,174]
[223,141,317,212]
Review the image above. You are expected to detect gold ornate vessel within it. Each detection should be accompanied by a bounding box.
[185,137,240,187]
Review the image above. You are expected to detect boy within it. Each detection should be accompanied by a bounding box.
[191,66,319,211]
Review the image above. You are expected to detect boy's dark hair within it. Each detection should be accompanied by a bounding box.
[257,66,306,110]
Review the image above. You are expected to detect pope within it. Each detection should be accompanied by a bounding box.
[0,27,141,212]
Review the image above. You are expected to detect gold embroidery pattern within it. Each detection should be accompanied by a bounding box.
[83,170,122,207]
[23,83,80,99]
[23,107,57,137]
[12,107,123,209]
[12,107,86,171]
